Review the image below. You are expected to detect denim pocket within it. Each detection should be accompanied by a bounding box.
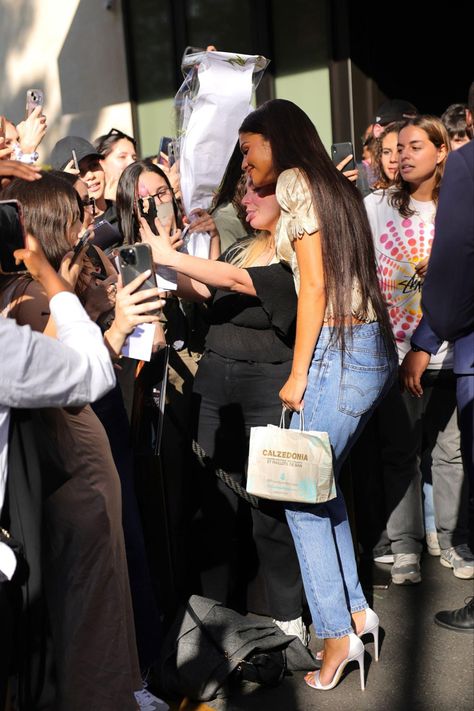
[338,363,390,417]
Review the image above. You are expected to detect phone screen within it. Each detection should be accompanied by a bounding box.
[0,200,27,273]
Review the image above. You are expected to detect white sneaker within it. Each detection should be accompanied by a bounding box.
[373,552,395,564]
[391,553,421,585]
[426,531,441,556]
[273,616,310,646]
[440,544,474,579]
[134,684,169,711]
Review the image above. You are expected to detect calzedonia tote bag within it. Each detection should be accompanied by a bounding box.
[246,409,336,504]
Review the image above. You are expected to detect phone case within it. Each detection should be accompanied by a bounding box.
[117,243,157,292]
[331,142,355,171]
[0,199,28,274]
[26,89,44,117]
[155,201,174,225]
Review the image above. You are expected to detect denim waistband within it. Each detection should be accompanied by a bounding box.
[316,322,382,349]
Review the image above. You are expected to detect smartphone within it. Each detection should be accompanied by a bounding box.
[72,149,80,171]
[167,139,178,167]
[25,89,44,118]
[137,194,175,236]
[0,200,28,274]
[157,136,173,166]
[90,218,122,252]
[70,229,92,266]
[156,200,175,227]
[331,142,356,171]
[117,243,157,293]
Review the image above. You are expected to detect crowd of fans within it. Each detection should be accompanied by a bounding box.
[0,79,472,710]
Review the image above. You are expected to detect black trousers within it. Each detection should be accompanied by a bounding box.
[190,350,304,620]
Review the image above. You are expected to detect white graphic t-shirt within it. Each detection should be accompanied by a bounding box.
[364,190,452,368]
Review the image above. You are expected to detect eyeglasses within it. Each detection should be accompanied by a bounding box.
[105,127,136,146]
[146,187,173,203]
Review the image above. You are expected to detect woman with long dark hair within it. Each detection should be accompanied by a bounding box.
[136,177,308,642]
[238,99,396,691]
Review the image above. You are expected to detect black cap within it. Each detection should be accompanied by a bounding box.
[50,136,102,170]
[373,99,418,126]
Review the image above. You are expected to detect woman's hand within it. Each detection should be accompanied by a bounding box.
[0,158,42,188]
[279,372,308,412]
[14,234,73,299]
[158,155,181,201]
[399,350,430,397]
[414,256,429,279]
[16,106,47,154]
[336,153,359,183]
[104,272,165,356]
[62,158,80,176]
[138,215,183,265]
[0,136,14,160]
[83,274,117,321]
[187,209,220,239]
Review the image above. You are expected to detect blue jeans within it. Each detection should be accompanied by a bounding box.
[285,323,396,638]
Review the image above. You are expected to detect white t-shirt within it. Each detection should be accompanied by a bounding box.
[364,190,452,368]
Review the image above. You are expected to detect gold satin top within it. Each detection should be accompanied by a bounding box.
[275,168,377,323]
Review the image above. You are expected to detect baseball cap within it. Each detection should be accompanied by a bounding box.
[50,136,102,170]
[373,99,418,126]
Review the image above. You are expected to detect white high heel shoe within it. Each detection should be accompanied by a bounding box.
[305,633,365,690]
[358,607,380,662]
[316,607,380,662]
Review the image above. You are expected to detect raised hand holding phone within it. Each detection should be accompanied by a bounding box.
[25,89,44,118]
[111,247,165,360]
[69,228,92,266]
[14,234,74,300]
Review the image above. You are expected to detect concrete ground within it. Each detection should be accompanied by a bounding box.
[170,555,474,711]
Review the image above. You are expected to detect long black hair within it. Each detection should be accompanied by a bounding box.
[240,99,393,349]
[116,159,180,244]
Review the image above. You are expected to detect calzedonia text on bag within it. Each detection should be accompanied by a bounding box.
[246,409,336,504]
[261,449,308,461]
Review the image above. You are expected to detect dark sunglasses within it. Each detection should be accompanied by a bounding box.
[105,127,136,146]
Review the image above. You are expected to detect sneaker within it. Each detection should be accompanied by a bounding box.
[426,531,441,556]
[373,552,395,564]
[134,684,169,711]
[440,544,474,579]
[391,553,421,585]
[273,616,310,646]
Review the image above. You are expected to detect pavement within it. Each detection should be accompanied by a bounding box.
[169,555,474,711]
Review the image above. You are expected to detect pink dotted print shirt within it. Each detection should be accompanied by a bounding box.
[364,191,452,368]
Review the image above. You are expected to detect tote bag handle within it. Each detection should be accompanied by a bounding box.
[279,406,305,431]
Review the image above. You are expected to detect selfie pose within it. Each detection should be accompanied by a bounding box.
[137,177,307,640]
[237,99,396,691]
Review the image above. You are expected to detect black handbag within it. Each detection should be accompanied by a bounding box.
[232,650,286,686]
